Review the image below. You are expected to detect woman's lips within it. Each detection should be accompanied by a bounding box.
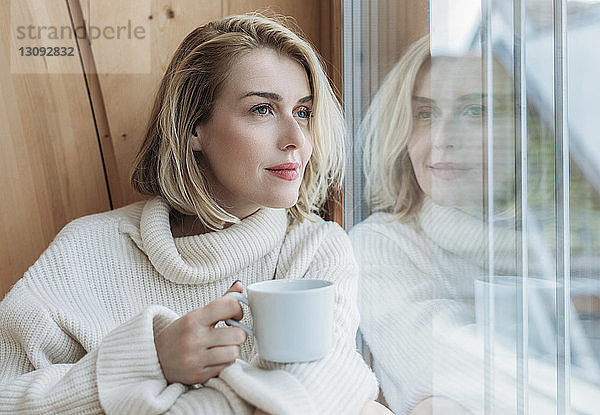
[266,162,300,181]
[429,162,473,179]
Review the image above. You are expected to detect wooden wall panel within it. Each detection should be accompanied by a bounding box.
[1,0,110,298]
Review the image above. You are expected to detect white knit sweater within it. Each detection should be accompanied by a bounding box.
[0,196,377,414]
[349,198,518,415]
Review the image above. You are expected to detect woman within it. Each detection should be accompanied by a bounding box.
[350,36,518,414]
[0,14,386,415]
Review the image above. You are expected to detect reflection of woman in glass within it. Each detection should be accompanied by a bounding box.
[350,36,516,414]
[0,14,386,414]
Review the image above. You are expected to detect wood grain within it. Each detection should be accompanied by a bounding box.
[0,0,110,298]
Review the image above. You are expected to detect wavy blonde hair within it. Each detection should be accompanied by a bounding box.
[361,35,431,221]
[131,14,344,229]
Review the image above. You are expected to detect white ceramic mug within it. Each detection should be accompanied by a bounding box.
[225,279,334,363]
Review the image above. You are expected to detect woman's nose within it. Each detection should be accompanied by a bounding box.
[431,117,459,150]
[278,115,307,151]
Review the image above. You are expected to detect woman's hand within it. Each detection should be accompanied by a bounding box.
[155,281,247,385]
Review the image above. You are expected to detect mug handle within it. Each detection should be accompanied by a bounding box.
[224,292,254,337]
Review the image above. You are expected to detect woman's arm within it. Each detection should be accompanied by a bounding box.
[0,280,249,415]
[0,282,174,414]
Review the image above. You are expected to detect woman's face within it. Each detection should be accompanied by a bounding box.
[407,57,512,214]
[192,48,313,219]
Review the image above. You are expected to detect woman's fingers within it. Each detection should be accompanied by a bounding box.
[188,281,245,326]
[156,282,248,385]
[223,280,244,321]
[224,280,243,294]
[208,326,247,347]
[194,296,243,326]
[203,345,241,366]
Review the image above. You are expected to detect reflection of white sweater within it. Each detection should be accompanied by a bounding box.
[0,196,377,414]
[349,198,517,415]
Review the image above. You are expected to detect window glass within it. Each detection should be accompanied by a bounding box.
[345,1,600,413]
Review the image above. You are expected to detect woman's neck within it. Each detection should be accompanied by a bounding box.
[169,208,264,238]
[169,212,222,237]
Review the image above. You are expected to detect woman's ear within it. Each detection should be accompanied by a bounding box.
[190,126,202,152]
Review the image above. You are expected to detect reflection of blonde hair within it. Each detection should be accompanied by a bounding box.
[131,14,344,229]
[362,35,430,220]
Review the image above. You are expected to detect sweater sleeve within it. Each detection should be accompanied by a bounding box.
[219,222,378,415]
[0,280,252,415]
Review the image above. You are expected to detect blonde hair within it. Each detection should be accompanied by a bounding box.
[131,14,344,229]
[361,35,430,221]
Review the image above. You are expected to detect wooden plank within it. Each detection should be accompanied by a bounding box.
[1,0,111,298]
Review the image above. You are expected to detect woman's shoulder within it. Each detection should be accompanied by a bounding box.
[55,200,145,242]
[7,201,148,308]
[24,200,147,278]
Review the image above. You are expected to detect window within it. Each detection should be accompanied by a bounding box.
[344,1,600,413]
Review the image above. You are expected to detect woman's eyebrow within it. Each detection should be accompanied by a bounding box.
[242,92,313,104]
[297,95,313,104]
[455,93,485,103]
[243,91,282,101]
[455,93,512,104]
[412,96,434,104]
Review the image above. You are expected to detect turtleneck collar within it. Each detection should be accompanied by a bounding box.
[130,196,288,284]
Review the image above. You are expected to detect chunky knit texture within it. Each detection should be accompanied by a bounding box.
[0,196,377,414]
[350,197,518,415]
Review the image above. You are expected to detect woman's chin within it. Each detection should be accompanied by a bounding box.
[261,194,300,210]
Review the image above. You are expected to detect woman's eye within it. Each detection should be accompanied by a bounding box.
[462,104,485,118]
[251,104,273,116]
[294,107,312,120]
[413,106,437,121]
